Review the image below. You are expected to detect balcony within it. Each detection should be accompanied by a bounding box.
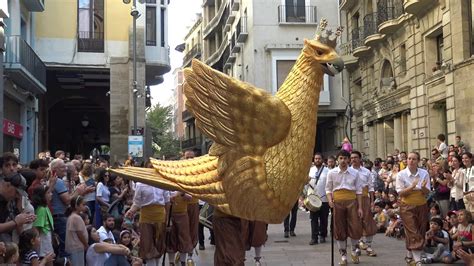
[23,0,45,12]
[224,7,236,32]
[4,36,46,94]
[223,45,236,70]
[145,46,171,86]
[236,17,248,43]
[203,1,226,38]
[230,33,241,53]
[231,0,240,11]
[182,109,194,122]
[351,27,371,58]
[183,44,202,67]
[363,13,385,47]
[403,0,434,17]
[78,31,104,53]
[205,38,228,67]
[339,0,356,11]
[378,0,405,35]
[182,136,203,150]
[278,5,317,24]
[339,42,358,70]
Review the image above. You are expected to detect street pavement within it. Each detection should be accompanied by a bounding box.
[165,210,465,266]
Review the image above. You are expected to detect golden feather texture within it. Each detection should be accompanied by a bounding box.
[110,38,340,224]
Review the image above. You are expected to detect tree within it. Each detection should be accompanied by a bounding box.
[146,103,180,159]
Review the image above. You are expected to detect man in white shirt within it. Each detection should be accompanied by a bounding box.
[125,182,170,266]
[326,150,363,265]
[97,214,116,243]
[307,153,329,245]
[350,151,377,257]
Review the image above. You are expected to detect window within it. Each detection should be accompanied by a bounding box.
[146,6,156,46]
[160,8,165,47]
[78,0,104,52]
[436,34,444,64]
[399,43,406,74]
[276,60,295,90]
[285,0,306,22]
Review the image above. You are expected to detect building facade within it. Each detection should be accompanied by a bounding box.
[2,0,46,163]
[33,0,170,163]
[340,0,474,160]
[179,0,346,156]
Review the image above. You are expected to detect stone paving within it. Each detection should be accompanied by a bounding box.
[164,210,465,266]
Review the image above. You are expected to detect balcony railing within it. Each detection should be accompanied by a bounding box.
[278,5,317,24]
[236,16,248,43]
[363,12,384,38]
[182,136,203,150]
[183,44,202,67]
[78,31,104,53]
[203,1,226,38]
[4,36,46,92]
[378,0,404,22]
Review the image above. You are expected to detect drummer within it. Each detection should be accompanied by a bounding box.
[307,152,330,245]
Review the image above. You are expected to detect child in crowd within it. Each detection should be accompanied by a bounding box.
[374,202,388,233]
[421,217,450,263]
[341,137,352,153]
[31,186,55,263]
[119,230,141,264]
[429,204,442,220]
[1,242,19,264]
[386,212,403,239]
[19,228,55,265]
[65,196,88,266]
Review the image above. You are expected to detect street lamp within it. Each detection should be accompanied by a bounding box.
[123,0,140,135]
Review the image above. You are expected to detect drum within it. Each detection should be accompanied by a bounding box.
[304,193,322,212]
[199,203,213,229]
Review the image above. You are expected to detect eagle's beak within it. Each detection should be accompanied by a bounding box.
[321,57,344,76]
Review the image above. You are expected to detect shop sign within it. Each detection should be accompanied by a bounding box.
[2,119,23,139]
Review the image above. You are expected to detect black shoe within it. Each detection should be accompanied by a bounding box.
[199,244,205,250]
[284,231,289,238]
[309,239,318,245]
[319,237,326,243]
[290,231,296,237]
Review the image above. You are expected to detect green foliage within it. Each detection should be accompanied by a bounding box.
[146,103,180,159]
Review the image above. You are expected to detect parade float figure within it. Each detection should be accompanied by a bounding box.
[111,18,344,265]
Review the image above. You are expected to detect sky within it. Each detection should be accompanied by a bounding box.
[150,0,202,107]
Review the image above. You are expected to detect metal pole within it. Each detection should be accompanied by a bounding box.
[132,0,138,134]
[0,20,5,153]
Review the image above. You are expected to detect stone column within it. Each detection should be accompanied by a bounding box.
[368,123,377,160]
[394,115,402,151]
[376,121,385,158]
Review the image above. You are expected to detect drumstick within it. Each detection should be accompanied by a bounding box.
[331,207,334,266]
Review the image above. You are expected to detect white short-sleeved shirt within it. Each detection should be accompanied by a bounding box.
[396,167,431,193]
[350,166,374,193]
[97,226,116,244]
[325,166,362,195]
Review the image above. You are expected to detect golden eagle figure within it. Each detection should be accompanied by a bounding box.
[111,19,344,224]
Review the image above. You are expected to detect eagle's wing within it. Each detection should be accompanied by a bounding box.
[184,59,291,154]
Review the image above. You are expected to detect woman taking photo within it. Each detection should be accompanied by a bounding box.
[396,151,431,265]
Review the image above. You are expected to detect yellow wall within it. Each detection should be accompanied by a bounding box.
[36,0,132,41]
